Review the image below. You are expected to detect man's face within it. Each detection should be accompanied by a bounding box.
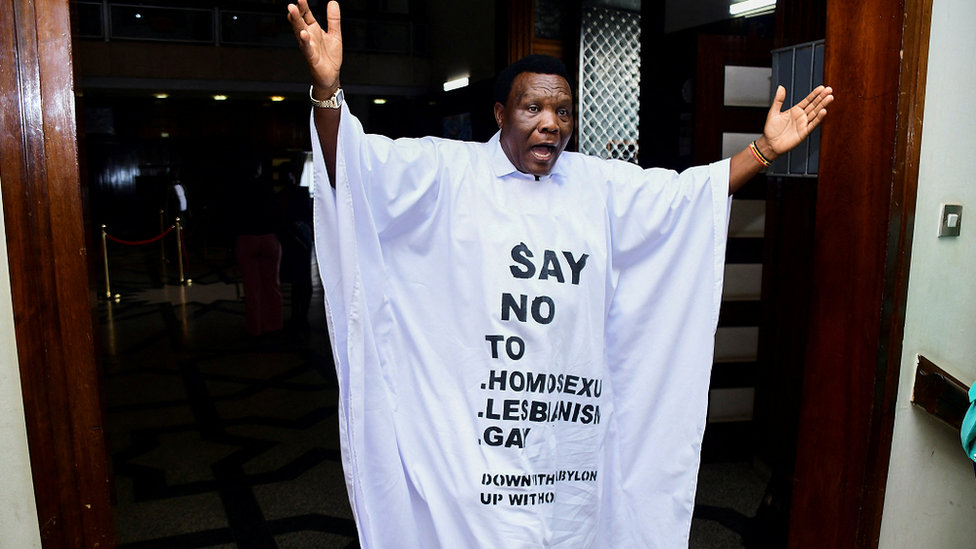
[494,72,574,177]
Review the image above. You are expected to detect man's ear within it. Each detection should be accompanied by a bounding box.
[493,102,505,129]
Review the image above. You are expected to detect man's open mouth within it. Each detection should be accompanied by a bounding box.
[531,145,555,161]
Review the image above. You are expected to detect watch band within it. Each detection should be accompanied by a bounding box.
[310,85,343,109]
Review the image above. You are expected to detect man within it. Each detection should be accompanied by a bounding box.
[288,2,832,548]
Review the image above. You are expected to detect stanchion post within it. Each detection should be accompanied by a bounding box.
[159,209,167,263]
[175,216,185,284]
[101,224,112,298]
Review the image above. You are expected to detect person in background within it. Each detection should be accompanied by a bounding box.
[276,161,314,333]
[234,158,283,338]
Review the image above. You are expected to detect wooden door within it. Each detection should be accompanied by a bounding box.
[0,0,116,547]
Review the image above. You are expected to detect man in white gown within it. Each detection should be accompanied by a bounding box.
[287,2,832,547]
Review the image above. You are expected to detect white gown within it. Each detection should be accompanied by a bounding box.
[311,104,731,549]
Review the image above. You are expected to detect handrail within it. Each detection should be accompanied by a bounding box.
[912,355,970,429]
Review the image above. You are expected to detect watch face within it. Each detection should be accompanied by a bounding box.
[335,89,344,106]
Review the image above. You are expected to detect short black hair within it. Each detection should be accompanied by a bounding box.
[493,54,573,106]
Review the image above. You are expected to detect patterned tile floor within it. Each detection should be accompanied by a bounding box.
[100,243,357,549]
[98,243,767,548]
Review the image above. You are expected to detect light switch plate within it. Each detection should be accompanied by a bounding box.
[939,204,962,237]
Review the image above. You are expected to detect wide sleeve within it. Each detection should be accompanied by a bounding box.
[597,158,733,549]
[332,113,445,237]
[604,159,731,326]
[308,105,427,548]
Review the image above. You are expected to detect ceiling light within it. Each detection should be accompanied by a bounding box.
[134,13,142,19]
[373,98,387,105]
[213,95,228,101]
[443,77,469,92]
[270,96,285,102]
[160,132,170,138]
[154,93,169,99]
[729,0,776,16]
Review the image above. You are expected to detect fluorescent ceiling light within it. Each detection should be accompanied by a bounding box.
[154,93,169,99]
[270,96,285,102]
[213,95,228,101]
[443,77,469,92]
[729,0,775,16]
[373,98,387,105]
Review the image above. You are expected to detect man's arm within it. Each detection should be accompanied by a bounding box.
[288,0,343,186]
[728,85,833,195]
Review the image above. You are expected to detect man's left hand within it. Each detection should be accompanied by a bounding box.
[758,85,834,160]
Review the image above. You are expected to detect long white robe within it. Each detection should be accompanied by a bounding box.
[311,104,731,548]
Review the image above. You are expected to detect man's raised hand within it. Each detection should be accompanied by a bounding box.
[727,84,834,194]
[760,85,834,158]
[288,0,342,97]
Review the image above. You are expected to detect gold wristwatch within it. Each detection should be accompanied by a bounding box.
[310,85,344,109]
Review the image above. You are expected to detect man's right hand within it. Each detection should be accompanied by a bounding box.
[288,0,342,186]
[288,0,343,98]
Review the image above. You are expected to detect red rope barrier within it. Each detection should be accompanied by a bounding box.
[106,225,175,246]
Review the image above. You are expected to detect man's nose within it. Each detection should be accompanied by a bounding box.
[538,109,559,133]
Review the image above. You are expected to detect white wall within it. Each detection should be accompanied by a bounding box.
[878,0,976,545]
[0,179,42,548]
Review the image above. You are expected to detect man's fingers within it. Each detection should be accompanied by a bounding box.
[772,85,786,110]
[287,4,302,28]
[802,97,822,118]
[806,109,827,132]
[287,0,318,35]
[802,88,833,121]
[326,0,342,39]
[299,0,317,25]
[287,3,310,41]
[793,86,824,111]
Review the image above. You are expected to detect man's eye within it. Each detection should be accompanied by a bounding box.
[527,105,538,112]
[557,109,569,116]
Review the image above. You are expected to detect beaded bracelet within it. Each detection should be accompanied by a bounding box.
[749,141,771,167]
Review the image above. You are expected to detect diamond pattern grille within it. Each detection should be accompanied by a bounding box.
[578,7,641,163]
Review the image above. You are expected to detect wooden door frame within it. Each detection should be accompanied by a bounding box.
[788,0,932,547]
[0,0,115,547]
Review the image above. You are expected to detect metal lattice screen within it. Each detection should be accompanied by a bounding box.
[578,7,641,163]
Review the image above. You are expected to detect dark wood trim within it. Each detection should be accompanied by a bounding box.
[788,0,932,546]
[503,0,580,68]
[0,0,115,547]
[506,0,532,64]
[857,0,933,545]
[912,355,969,430]
[774,0,828,48]
[531,37,563,61]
